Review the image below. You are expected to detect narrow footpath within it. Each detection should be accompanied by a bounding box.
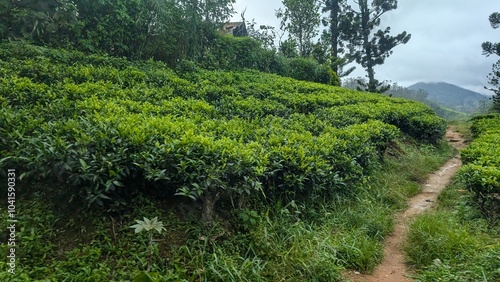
[344,127,467,282]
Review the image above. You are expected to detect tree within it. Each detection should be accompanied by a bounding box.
[344,0,410,93]
[0,0,237,64]
[173,0,236,62]
[311,39,329,64]
[482,12,500,111]
[74,0,173,58]
[482,12,500,56]
[321,0,355,77]
[485,61,500,111]
[0,0,79,45]
[246,22,280,50]
[279,38,299,58]
[276,0,321,57]
[242,8,284,50]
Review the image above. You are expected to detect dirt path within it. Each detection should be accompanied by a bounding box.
[344,127,467,282]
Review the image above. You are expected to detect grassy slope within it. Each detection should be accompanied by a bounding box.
[0,140,453,281]
[405,180,500,281]
[0,43,453,281]
[405,123,500,282]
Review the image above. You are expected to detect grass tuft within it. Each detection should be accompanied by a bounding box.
[405,179,500,281]
[0,136,455,281]
[405,212,479,267]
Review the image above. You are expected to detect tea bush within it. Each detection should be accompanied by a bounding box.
[458,114,500,221]
[0,42,446,222]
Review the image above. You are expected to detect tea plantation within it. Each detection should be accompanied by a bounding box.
[459,114,500,220]
[0,43,450,281]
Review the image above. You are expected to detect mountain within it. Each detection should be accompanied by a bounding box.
[408,82,489,113]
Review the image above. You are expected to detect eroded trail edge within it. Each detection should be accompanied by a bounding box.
[345,128,467,282]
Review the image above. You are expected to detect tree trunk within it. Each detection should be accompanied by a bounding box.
[201,191,221,225]
[328,0,340,74]
[299,29,304,57]
[360,0,375,92]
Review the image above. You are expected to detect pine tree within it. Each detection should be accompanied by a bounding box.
[321,0,355,77]
[482,12,500,111]
[344,0,410,93]
[276,0,321,57]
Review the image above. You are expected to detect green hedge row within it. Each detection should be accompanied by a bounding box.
[198,36,341,86]
[458,114,500,219]
[0,43,446,219]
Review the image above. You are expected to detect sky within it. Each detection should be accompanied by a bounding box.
[231,0,500,95]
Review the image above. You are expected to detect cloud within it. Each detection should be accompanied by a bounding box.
[233,0,500,95]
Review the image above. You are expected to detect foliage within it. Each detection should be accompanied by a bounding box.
[482,11,500,111]
[344,0,411,93]
[405,176,500,281]
[458,114,500,221]
[485,60,500,111]
[172,33,338,85]
[200,34,266,70]
[0,0,461,274]
[0,127,452,281]
[244,18,281,50]
[0,0,236,65]
[130,216,166,276]
[0,42,445,224]
[321,0,356,77]
[0,0,408,89]
[276,0,321,57]
[285,57,340,85]
[482,12,500,57]
[130,217,166,234]
[405,212,480,267]
[0,193,185,281]
[0,0,79,45]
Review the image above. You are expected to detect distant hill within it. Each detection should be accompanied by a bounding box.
[408,82,489,113]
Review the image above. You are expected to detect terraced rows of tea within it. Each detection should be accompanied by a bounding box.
[459,114,500,219]
[0,43,446,218]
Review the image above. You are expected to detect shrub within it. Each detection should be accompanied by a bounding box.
[0,42,445,222]
[315,63,341,86]
[286,57,317,82]
[458,114,500,220]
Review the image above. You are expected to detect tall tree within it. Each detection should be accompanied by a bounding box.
[279,38,299,58]
[482,12,500,111]
[321,0,355,77]
[0,0,236,64]
[246,22,280,50]
[243,8,283,51]
[0,0,79,45]
[482,12,500,56]
[276,0,321,57]
[174,0,235,61]
[344,0,410,93]
[74,0,169,57]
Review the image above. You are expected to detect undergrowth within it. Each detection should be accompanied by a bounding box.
[0,137,453,281]
[405,180,500,282]
[405,123,500,282]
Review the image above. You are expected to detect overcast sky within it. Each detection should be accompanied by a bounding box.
[231,0,500,95]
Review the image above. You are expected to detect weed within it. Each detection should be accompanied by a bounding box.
[130,217,166,272]
[405,212,479,267]
[406,178,500,281]
[206,249,267,282]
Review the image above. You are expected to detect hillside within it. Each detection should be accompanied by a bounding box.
[0,43,449,281]
[408,82,489,113]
